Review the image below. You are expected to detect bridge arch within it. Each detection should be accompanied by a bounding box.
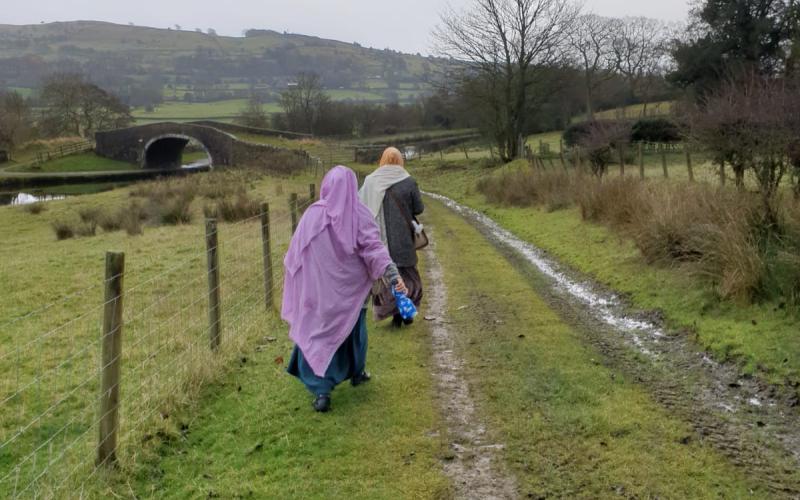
[142,134,213,169]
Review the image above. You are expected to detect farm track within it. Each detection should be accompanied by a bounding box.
[427,192,800,498]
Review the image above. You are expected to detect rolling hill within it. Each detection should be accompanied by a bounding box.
[0,21,446,106]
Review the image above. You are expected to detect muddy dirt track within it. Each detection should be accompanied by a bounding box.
[427,192,800,498]
[423,238,518,499]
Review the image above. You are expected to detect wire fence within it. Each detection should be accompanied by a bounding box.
[0,188,316,497]
[18,141,95,170]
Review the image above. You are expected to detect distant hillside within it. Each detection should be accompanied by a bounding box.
[0,21,446,105]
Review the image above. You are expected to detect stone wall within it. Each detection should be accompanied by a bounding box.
[95,122,309,174]
[189,121,311,140]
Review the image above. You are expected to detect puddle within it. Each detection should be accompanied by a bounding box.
[425,191,667,358]
[0,192,66,206]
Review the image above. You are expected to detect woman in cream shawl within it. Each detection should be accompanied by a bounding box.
[359,147,424,328]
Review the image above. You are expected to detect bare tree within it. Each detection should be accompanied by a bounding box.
[689,75,800,222]
[279,73,330,134]
[579,120,631,178]
[434,0,580,162]
[39,73,132,138]
[567,14,617,120]
[236,94,270,128]
[611,17,671,115]
[0,91,34,149]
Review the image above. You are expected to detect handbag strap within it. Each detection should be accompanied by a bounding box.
[385,188,416,235]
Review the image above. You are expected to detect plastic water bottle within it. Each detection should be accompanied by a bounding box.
[391,281,417,320]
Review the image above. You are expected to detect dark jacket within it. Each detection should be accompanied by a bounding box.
[382,176,424,267]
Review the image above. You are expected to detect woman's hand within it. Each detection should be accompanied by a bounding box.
[394,278,408,295]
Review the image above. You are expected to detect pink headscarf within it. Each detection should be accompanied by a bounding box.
[281,166,393,376]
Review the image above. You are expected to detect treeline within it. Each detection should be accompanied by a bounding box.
[250,63,672,138]
[238,72,474,137]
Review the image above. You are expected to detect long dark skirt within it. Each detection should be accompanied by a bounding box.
[373,266,423,321]
[287,309,367,396]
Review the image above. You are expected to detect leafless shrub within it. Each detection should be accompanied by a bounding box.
[687,75,800,222]
[578,121,631,178]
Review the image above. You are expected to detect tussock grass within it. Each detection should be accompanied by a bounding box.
[204,193,261,222]
[51,172,261,239]
[51,220,75,240]
[21,202,46,215]
[477,165,800,304]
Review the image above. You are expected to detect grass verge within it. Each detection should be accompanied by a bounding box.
[6,153,135,173]
[121,312,450,499]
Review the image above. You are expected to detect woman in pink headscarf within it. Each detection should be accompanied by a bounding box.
[282,166,407,412]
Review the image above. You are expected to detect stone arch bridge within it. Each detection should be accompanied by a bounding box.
[95,122,309,174]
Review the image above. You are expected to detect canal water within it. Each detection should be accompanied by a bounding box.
[0,159,211,206]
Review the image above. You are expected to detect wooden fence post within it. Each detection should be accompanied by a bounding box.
[560,148,566,169]
[260,203,274,311]
[719,161,726,186]
[638,143,645,180]
[686,149,694,182]
[289,193,299,234]
[98,251,125,467]
[661,151,669,179]
[308,183,316,204]
[619,147,626,177]
[205,219,221,351]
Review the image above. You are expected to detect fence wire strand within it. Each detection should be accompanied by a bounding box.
[0,189,304,497]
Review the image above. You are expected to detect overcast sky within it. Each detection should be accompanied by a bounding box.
[5,0,692,55]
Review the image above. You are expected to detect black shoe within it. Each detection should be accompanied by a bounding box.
[403,317,414,326]
[313,394,331,412]
[351,371,371,387]
[391,314,403,328]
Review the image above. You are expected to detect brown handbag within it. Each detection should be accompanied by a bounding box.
[386,189,429,250]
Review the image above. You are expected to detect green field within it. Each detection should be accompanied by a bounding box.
[572,101,674,124]
[6,153,135,173]
[325,89,385,101]
[134,87,422,124]
[0,170,324,496]
[133,99,280,123]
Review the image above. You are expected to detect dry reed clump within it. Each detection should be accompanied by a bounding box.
[477,167,777,303]
[575,176,643,227]
[22,202,46,215]
[204,193,261,222]
[52,172,263,240]
[98,202,146,236]
[477,165,579,212]
[624,184,764,301]
[51,220,75,240]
